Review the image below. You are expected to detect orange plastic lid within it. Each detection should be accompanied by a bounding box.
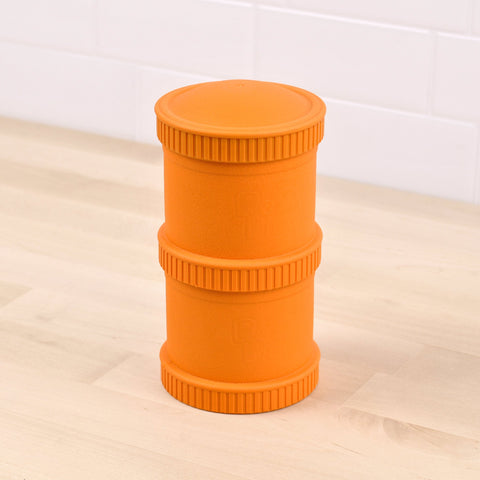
[155,79,326,163]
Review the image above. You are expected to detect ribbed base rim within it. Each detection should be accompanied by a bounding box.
[160,342,320,414]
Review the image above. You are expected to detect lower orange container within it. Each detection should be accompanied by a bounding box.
[158,221,322,413]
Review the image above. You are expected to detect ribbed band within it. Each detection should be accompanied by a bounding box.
[160,342,320,414]
[158,224,322,293]
[157,120,324,163]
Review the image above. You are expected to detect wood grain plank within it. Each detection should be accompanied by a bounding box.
[0,318,130,383]
[0,410,248,480]
[0,115,162,189]
[0,158,163,218]
[0,244,164,317]
[0,212,159,282]
[0,361,437,480]
[315,320,422,374]
[0,184,158,246]
[0,280,29,308]
[0,289,163,357]
[345,347,480,440]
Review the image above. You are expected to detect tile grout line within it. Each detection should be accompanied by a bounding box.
[321,95,476,128]
[257,4,430,33]
[467,0,475,35]
[0,37,223,82]
[93,0,100,50]
[257,2,480,37]
[252,3,259,78]
[426,31,438,116]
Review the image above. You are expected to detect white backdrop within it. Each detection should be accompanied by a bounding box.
[1,0,480,203]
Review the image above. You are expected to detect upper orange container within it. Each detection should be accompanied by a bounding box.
[155,80,325,259]
[156,80,326,413]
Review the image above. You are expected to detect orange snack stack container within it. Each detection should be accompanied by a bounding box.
[155,80,326,413]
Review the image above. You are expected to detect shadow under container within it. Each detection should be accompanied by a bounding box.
[155,80,326,414]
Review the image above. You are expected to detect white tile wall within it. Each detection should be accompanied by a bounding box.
[433,35,480,121]
[0,0,96,53]
[252,0,287,5]
[0,42,136,139]
[1,0,480,203]
[287,0,470,32]
[474,0,480,35]
[318,100,478,202]
[256,7,432,112]
[98,0,254,77]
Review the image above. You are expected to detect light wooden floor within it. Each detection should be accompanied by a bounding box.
[1,116,480,479]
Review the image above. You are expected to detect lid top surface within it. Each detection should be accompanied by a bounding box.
[155,80,325,138]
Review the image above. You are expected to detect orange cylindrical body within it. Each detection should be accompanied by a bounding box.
[155,80,326,414]
[165,277,314,383]
[163,149,317,258]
